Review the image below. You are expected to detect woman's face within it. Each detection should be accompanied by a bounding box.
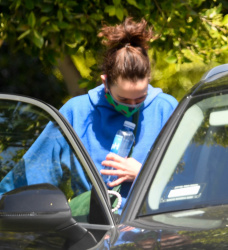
[107,76,148,105]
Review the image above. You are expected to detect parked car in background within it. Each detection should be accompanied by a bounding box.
[0,64,228,249]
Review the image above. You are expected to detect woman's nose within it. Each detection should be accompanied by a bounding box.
[128,99,137,105]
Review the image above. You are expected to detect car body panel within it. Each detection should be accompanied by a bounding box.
[97,205,228,249]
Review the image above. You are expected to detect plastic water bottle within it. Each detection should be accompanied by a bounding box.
[110,121,136,157]
[105,121,136,183]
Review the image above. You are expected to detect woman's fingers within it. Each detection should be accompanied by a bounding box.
[100,154,142,187]
[105,153,126,163]
[100,169,124,176]
[101,159,126,170]
[107,176,128,187]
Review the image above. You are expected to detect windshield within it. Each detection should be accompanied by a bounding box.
[139,93,228,216]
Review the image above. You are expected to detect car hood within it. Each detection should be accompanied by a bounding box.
[97,205,228,249]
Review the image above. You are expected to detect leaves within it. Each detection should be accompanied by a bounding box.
[28,12,36,28]
[17,29,31,40]
[105,5,116,16]
[90,13,103,20]
[32,30,44,48]
[40,16,49,24]
[126,0,139,9]
[1,0,228,98]
[41,4,53,13]
[57,10,63,22]
[222,15,228,26]
[116,7,124,21]
[113,0,121,5]
[25,0,34,10]
[165,55,177,64]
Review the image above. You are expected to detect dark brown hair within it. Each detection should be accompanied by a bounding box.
[98,17,154,87]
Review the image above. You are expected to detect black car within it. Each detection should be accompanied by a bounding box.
[0,64,228,249]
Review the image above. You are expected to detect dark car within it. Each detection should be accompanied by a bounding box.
[0,64,228,249]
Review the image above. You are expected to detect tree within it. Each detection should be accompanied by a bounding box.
[0,0,228,99]
[0,43,68,108]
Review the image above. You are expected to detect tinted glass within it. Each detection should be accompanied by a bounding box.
[0,100,93,223]
[139,93,228,216]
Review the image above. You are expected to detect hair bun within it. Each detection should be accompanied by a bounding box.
[98,17,154,50]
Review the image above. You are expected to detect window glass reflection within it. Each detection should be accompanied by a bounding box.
[0,100,92,223]
[140,94,228,216]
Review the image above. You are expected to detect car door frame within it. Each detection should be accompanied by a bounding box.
[0,93,116,231]
[120,96,191,223]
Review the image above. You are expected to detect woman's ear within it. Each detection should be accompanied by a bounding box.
[101,74,108,92]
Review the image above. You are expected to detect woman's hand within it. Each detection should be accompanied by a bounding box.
[100,153,142,187]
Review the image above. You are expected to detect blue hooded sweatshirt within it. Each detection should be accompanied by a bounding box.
[0,84,178,213]
[59,84,178,207]
[60,84,177,170]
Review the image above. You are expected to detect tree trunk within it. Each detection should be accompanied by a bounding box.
[57,56,87,97]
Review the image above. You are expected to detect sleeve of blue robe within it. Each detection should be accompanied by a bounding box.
[0,121,91,196]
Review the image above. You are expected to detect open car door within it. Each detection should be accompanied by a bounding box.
[0,94,115,249]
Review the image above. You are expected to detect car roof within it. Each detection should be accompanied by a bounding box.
[188,64,228,97]
[201,64,228,81]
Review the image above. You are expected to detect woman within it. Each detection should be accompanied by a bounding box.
[0,18,177,214]
[59,17,178,204]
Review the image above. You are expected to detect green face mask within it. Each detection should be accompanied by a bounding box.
[105,91,143,117]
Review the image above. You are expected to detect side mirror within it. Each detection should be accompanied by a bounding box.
[0,183,97,249]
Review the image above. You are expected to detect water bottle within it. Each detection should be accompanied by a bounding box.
[105,121,136,183]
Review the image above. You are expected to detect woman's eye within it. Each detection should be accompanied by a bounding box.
[136,98,145,103]
[119,98,128,102]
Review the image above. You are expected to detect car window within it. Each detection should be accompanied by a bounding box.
[139,93,228,216]
[0,99,107,224]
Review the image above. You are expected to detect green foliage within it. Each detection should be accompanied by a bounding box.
[0,0,228,98]
[150,49,220,101]
[0,44,68,109]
